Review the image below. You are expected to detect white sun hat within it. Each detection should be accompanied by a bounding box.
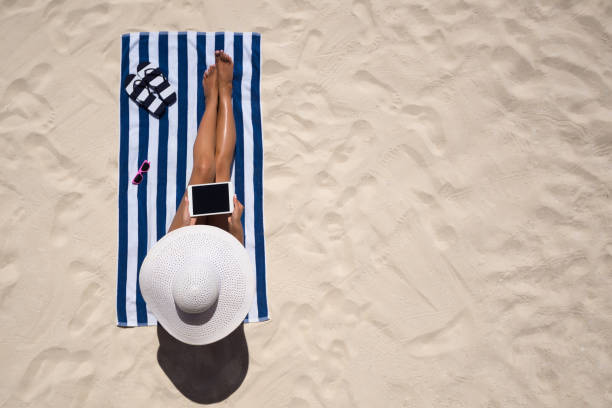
[139,225,255,345]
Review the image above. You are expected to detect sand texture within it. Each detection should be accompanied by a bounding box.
[1,0,612,406]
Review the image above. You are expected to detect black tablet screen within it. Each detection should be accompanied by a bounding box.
[191,183,230,215]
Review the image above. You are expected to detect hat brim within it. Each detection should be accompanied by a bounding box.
[140,225,255,345]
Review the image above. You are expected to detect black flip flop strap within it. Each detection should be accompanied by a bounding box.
[156,81,171,93]
[144,67,163,83]
[131,79,148,99]
[141,93,157,108]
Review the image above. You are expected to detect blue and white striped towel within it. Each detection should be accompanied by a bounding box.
[117,31,269,327]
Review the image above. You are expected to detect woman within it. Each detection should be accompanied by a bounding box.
[168,50,244,244]
[139,50,255,347]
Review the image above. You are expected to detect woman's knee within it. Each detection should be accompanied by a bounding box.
[192,159,215,183]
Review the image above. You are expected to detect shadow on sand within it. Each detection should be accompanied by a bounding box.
[156,323,249,404]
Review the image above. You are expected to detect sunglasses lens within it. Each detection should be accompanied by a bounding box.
[133,174,142,184]
[141,162,150,172]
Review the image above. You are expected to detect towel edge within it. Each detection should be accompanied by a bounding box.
[121,31,262,39]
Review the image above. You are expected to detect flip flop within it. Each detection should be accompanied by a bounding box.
[137,61,177,106]
[124,74,166,119]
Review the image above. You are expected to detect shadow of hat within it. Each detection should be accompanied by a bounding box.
[156,322,249,404]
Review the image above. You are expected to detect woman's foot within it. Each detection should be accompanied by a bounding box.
[215,50,233,97]
[203,65,218,106]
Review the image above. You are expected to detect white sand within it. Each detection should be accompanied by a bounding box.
[1,0,612,406]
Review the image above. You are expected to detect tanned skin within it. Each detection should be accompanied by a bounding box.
[168,50,244,245]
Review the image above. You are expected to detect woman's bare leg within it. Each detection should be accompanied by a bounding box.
[168,65,218,232]
[209,50,236,231]
[214,50,236,182]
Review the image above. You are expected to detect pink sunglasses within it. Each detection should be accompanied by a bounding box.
[132,160,150,185]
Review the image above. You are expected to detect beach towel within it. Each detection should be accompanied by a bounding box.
[117,31,269,327]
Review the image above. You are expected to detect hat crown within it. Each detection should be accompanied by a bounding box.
[172,262,220,314]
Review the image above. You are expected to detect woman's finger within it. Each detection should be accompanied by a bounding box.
[233,195,244,217]
[234,205,243,219]
[183,194,196,225]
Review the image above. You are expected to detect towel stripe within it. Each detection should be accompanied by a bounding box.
[241,33,258,320]
[176,32,188,209]
[118,32,269,326]
[186,31,198,185]
[117,34,129,325]
[166,33,178,232]
[145,32,159,324]
[156,32,169,240]
[196,33,206,133]
[224,32,236,183]
[126,33,141,326]
[215,32,224,52]
[147,31,159,254]
[251,34,268,319]
[233,33,245,239]
[205,32,215,83]
[136,32,150,325]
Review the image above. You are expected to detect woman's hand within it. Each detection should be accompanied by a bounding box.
[168,193,197,232]
[228,195,244,245]
[181,194,197,227]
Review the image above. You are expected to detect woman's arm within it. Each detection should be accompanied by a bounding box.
[169,193,244,246]
[168,193,197,232]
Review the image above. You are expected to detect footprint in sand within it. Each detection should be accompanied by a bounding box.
[50,192,84,248]
[263,59,290,75]
[68,280,105,336]
[401,104,446,156]
[0,250,19,306]
[404,309,474,357]
[323,211,344,240]
[297,29,323,66]
[432,223,458,251]
[329,119,373,174]
[353,70,402,112]
[24,133,73,172]
[0,0,42,17]
[43,2,111,55]
[319,284,364,328]
[491,45,540,83]
[352,0,378,45]
[17,347,94,406]
[0,64,55,133]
